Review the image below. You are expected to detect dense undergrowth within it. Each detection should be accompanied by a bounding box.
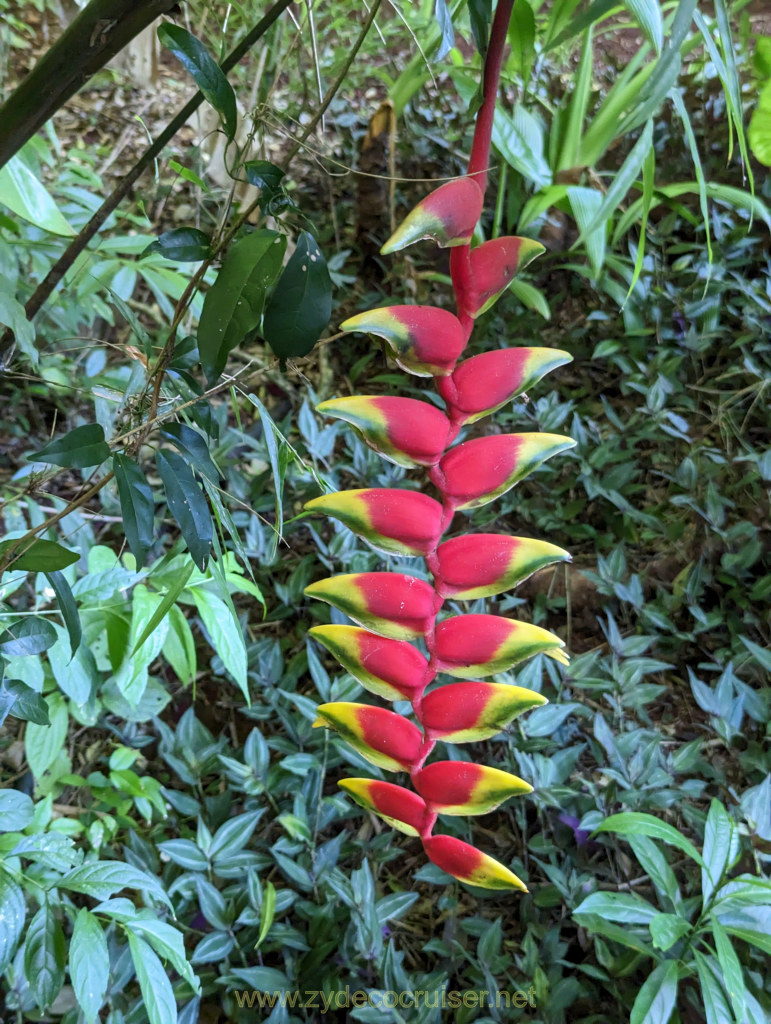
[0,1,770,1022]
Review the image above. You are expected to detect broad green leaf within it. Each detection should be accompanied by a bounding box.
[629,835,681,907]
[0,155,75,236]
[506,0,535,79]
[156,450,213,571]
[190,587,247,702]
[160,422,221,484]
[25,692,68,778]
[256,880,276,949]
[0,283,36,366]
[115,584,170,706]
[491,104,552,188]
[127,919,199,991]
[711,918,745,1023]
[209,810,263,860]
[508,278,551,319]
[131,564,194,657]
[434,0,455,59]
[623,0,663,53]
[574,890,658,924]
[0,873,25,971]
[649,913,690,951]
[0,790,34,831]
[594,812,704,867]
[262,231,332,363]
[0,679,49,726]
[695,951,735,1024]
[113,454,155,566]
[143,228,212,262]
[630,960,678,1024]
[24,905,66,1012]
[0,616,57,657]
[127,933,178,1024]
[44,570,81,656]
[47,625,96,705]
[518,184,571,231]
[162,604,197,686]
[0,538,79,573]
[29,424,110,470]
[157,23,237,139]
[748,79,771,167]
[191,931,235,963]
[198,229,285,382]
[60,861,172,909]
[158,839,208,871]
[702,800,736,907]
[568,186,606,277]
[70,910,109,1024]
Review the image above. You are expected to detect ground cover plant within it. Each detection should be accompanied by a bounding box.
[0,1,769,1022]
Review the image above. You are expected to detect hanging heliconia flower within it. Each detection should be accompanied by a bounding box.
[305,0,574,891]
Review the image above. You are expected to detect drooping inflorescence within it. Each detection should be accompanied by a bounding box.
[305,0,575,891]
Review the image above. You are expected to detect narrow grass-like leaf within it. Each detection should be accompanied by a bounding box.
[157,24,237,139]
[113,454,155,566]
[558,25,594,172]
[508,278,551,319]
[256,881,276,949]
[669,87,712,263]
[156,450,213,571]
[247,394,287,554]
[577,119,653,240]
[625,144,655,300]
[623,0,663,53]
[44,570,81,656]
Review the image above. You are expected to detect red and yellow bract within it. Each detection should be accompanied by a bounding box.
[305,0,572,891]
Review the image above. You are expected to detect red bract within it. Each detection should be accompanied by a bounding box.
[306,0,571,893]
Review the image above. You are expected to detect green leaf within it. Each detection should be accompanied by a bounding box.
[623,0,663,53]
[695,951,735,1024]
[127,919,199,992]
[508,278,551,319]
[190,587,248,701]
[594,812,705,867]
[242,160,286,212]
[113,454,155,566]
[568,186,606,277]
[0,155,75,236]
[649,913,690,951]
[197,229,286,383]
[24,905,66,1012]
[157,23,237,139]
[160,422,221,484]
[162,604,197,686]
[256,880,276,949]
[629,835,681,907]
[143,228,212,262]
[434,0,455,59]
[491,104,552,189]
[0,616,57,657]
[158,839,208,871]
[131,564,194,657]
[44,570,81,656]
[630,960,679,1024]
[506,0,535,79]
[60,861,172,909]
[0,281,36,366]
[711,918,745,1023]
[0,790,34,831]
[209,810,263,860]
[578,120,654,240]
[574,890,658,924]
[558,25,594,172]
[29,424,110,469]
[47,624,96,705]
[70,910,109,1024]
[0,679,50,726]
[749,79,771,167]
[0,873,26,972]
[127,933,178,1024]
[25,693,68,778]
[669,87,712,263]
[0,538,79,573]
[262,231,332,363]
[702,800,736,907]
[156,450,213,571]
